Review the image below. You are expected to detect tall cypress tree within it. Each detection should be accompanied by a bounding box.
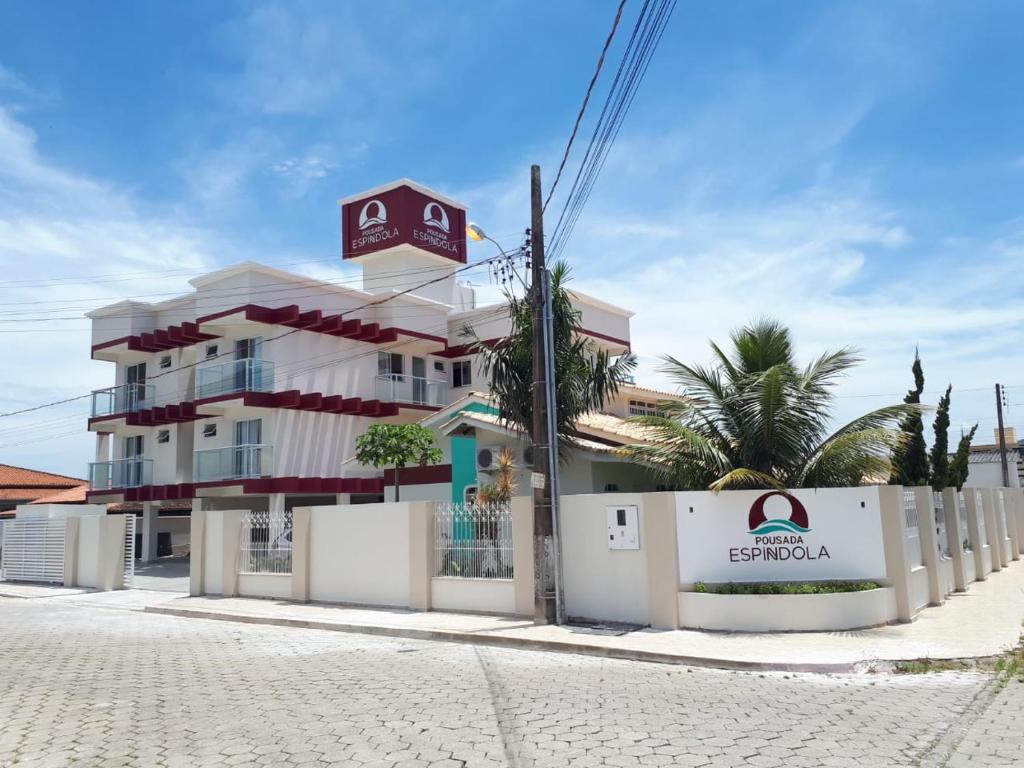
[890,350,930,485]
[929,384,952,491]
[949,424,978,491]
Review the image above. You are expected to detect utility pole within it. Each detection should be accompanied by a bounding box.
[530,164,556,623]
[996,383,1010,487]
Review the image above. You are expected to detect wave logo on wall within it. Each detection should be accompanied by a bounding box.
[358,199,388,230]
[423,201,450,233]
[747,491,811,535]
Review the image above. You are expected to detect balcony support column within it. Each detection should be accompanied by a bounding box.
[269,493,286,516]
[141,501,160,563]
[94,432,111,463]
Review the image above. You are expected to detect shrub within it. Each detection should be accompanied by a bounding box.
[694,581,881,595]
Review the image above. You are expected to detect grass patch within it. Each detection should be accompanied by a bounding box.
[693,580,882,595]
[895,659,974,675]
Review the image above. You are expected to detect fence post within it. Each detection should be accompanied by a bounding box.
[407,502,433,612]
[1014,489,1024,556]
[511,496,535,617]
[981,490,1004,571]
[190,508,206,596]
[963,490,987,580]
[221,509,243,597]
[291,506,311,603]
[1003,491,1021,562]
[63,517,80,588]
[643,493,680,630]
[879,485,913,622]
[941,488,967,592]
[911,487,944,606]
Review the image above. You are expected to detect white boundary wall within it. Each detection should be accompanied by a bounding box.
[309,503,411,607]
[186,487,1021,633]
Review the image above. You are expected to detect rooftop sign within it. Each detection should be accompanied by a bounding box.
[341,183,467,264]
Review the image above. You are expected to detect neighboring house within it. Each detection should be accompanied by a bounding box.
[963,428,1023,488]
[0,464,88,517]
[384,384,684,503]
[83,179,638,557]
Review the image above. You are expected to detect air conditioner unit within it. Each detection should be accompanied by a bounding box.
[477,445,519,471]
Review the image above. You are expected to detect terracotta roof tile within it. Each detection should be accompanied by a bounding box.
[0,463,85,488]
[27,483,90,505]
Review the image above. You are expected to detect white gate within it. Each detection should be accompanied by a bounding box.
[0,519,66,584]
[123,514,136,588]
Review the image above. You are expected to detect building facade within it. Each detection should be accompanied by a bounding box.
[85,180,649,559]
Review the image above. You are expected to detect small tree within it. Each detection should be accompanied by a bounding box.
[949,424,978,491]
[929,384,952,491]
[355,424,442,502]
[477,448,516,505]
[890,350,930,486]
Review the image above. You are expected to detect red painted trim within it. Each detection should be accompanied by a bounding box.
[579,326,631,350]
[383,464,452,486]
[92,476,385,500]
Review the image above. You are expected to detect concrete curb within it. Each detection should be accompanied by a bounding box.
[144,604,863,674]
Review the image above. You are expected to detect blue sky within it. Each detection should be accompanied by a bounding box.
[0,0,1023,476]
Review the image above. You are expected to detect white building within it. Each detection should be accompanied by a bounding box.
[86,179,665,559]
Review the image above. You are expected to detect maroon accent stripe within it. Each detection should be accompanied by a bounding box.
[93,476,386,499]
[579,327,631,350]
[383,464,452,486]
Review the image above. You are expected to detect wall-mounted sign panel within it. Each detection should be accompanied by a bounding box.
[676,487,886,583]
[341,184,467,263]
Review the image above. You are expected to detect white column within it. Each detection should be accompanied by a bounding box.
[95,432,111,463]
[269,493,286,515]
[335,493,351,506]
[141,501,159,562]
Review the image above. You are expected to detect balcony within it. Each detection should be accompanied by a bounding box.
[194,444,274,483]
[195,358,275,401]
[90,383,155,417]
[375,374,446,407]
[88,458,153,490]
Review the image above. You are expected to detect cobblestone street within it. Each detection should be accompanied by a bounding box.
[0,594,1020,768]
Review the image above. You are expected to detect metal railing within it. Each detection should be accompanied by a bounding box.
[975,489,990,545]
[195,358,275,400]
[433,502,513,579]
[194,444,273,482]
[240,509,293,574]
[90,383,155,417]
[375,374,446,407]
[958,491,972,552]
[903,489,923,566]
[933,491,950,558]
[88,458,153,490]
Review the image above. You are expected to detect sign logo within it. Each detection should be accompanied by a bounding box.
[423,201,450,233]
[358,199,388,230]
[747,491,811,535]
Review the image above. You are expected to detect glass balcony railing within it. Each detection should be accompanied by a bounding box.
[88,458,153,490]
[194,444,273,483]
[375,374,446,407]
[195,358,275,400]
[90,383,155,417]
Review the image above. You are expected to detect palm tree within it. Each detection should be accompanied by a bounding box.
[465,260,636,455]
[625,319,919,491]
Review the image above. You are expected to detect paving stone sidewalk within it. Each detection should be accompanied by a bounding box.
[1,594,1022,767]
[142,561,1024,671]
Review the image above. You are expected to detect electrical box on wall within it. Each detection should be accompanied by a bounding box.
[606,505,640,550]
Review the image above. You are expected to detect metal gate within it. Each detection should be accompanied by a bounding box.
[0,518,66,584]
[123,514,136,588]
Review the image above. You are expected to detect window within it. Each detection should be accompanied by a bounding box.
[156,429,170,444]
[125,362,146,384]
[159,355,172,369]
[433,361,446,373]
[377,352,403,377]
[235,337,263,360]
[628,399,663,417]
[205,344,219,359]
[452,360,472,388]
[202,423,217,438]
[606,484,621,494]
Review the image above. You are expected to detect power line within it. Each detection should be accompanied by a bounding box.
[547,0,676,263]
[543,0,628,213]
